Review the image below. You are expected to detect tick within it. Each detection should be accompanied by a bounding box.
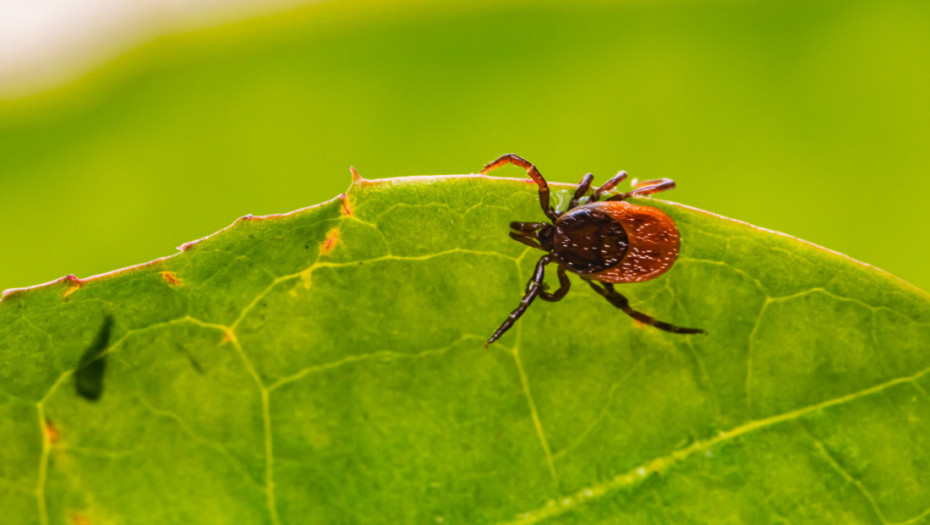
[481,153,704,346]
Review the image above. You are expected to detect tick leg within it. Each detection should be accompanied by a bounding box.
[510,221,547,233]
[486,255,553,346]
[481,154,559,221]
[591,170,628,201]
[569,173,594,209]
[609,178,676,201]
[631,178,676,195]
[540,265,570,302]
[509,231,545,250]
[586,281,704,334]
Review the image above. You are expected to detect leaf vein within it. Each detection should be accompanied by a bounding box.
[805,430,888,525]
[510,255,559,493]
[502,364,930,525]
[552,355,653,461]
[230,249,519,332]
[137,396,264,489]
[267,334,483,392]
[663,278,721,417]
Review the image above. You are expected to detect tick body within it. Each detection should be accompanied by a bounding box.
[482,153,703,346]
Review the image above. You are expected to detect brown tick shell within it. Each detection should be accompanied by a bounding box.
[585,200,681,283]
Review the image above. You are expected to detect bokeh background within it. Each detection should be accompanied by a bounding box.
[1,0,928,293]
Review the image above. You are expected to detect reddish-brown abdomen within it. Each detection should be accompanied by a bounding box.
[586,200,680,283]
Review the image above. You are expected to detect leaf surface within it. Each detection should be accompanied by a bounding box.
[1,175,929,525]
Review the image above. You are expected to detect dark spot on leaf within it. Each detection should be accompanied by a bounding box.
[176,343,204,375]
[74,315,113,402]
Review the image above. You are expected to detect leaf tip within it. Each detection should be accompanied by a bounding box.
[349,165,364,183]
[62,274,83,298]
[178,239,201,252]
[1,273,83,302]
[340,194,354,217]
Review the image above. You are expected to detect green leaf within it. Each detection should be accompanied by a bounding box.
[2,175,928,524]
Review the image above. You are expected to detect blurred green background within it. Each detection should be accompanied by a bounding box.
[1,0,928,293]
